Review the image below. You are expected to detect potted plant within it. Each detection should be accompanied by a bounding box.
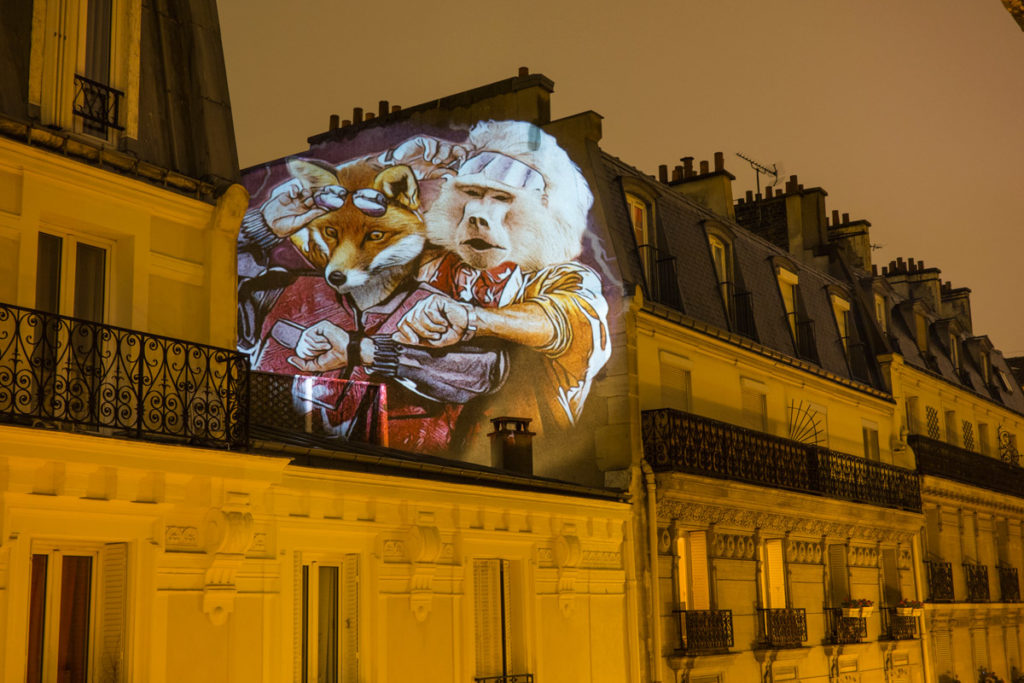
[841,598,874,617]
[895,598,923,616]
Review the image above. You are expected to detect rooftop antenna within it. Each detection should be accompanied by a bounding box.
[735,152,778,196]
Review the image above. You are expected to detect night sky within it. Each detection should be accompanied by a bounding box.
[217,0,1024,354]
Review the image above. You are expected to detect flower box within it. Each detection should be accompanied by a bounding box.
[895,607,922,617]
[841,607,863,618]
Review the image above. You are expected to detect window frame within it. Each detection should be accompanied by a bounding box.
[297,553,359,683]
[35,229,113,323]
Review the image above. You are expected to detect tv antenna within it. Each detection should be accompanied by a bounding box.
[736,153,779,196]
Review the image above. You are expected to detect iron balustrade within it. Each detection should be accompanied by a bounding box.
[925,561,955,602]
[964,563,990,603]
[881,607,919,640]
[795,318,818,363]
[474,676,534,683]
[910,434,1024,500]
[757,608,807,649]
[0,302,248,448]
[999,567,1021,603]
[637,244,683,310]
[73,74,124,134]
[675,609,734,652]
[825,608,867,644]
[642,408,922,512]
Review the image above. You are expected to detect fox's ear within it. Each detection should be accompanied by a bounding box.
[373,165,420,210]
[286,158,337,190]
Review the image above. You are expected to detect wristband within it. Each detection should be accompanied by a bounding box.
[461,305,478,342]
[347,334,364,368]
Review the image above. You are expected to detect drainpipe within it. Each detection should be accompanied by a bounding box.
[642,461,663,683]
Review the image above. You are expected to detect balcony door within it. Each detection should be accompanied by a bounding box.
[36,232,108,323]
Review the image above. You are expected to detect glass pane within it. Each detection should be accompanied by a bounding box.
[85,0,113,84]
[36,233,63,314]
[27,555,49,683]
[57,555,92,683]
[73,243,106,323]
[318,566,339,683]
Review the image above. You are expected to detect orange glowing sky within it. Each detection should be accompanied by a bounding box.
[217,0,1024,355]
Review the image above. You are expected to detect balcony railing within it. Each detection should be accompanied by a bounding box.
[910,433,1024,500]
[73,74,124,135]
[0,302,248,448]
[881,607,919,640]
[964,563,990,603]
[638,244,683,310]
[731,289,758,341]
[474,676,534,683]
[675,609,734,652]
[999,567,1021,603]
[925,561,955,602]
[795,318,818,363]
[642,408,922,512]
[825,608,867,644]
[758,608,807,649]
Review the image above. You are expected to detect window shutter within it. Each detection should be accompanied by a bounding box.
[688,532,710,611]
[862,427,880,461]
[341,555,359,683]
[474,559,503,677]
[294,553,304,683]
[973,629,988,670]
[934,630,953,676]
[661,364,690,412]
[99,542,128,683]
[828,544,849,606]
[764,539,786,608]
[881,549,901,606]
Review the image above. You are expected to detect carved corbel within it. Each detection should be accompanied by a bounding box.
[406,522,441,622]
[554,526,582,617]
[202,502,255,625]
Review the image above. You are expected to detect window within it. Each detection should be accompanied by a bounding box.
[777,268,799,339]
[626,193,650,248]
[675,531,711,611]
[27,542,127,683]
[980,353,992,384]
[925,405,941,441]
[830,295,851,352]
[708,235,732,316]
[906,396,920,435]
[473,559,524,681]
[995,367,1014,393]
[914,314,929,355]
[741,379,767,432]
[36,232,109,323]
[979,423,991,455]
[862,421,880,461]
[944,410,958,446]
[300,556,358,683]
[660,352,691,412]
[962,421,975,452]
[874,293,888,334]
[880,548,902,606]
[949,332,960,372]
[762,538,787,608]
[827,544,850,606]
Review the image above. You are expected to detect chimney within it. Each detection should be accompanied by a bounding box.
[488,417,535,475]
[391,104,402,113]
[714,152,724,172]
[941,282,974,335]
[365,112,375,121]
[682,157,694,178]
[672,165,683,182]
[352,107,363,124]
[518,66,529,77]
[329,114,339,131]
[832,209,840,225]
[699,160,710,174]
[378,100,389,118]
[658,164,668,183]
[765,186,773,198]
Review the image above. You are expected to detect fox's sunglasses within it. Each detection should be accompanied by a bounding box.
[313,185,389,217]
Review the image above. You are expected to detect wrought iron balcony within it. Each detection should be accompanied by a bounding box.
[910,433,1024,500]
[825,608,867,644]
[881,607,919,640]
[758,608,807,649]
[642,408,922,512]
[964,563,990,603]
[675,609,734,652]
[0,302,248,448]
[638,244,683,310]
[925,561,955,602]
[999,567,1021,603]
[73,74,124,135]
[474,676,534,683]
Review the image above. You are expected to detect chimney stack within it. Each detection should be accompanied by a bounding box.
[672,165,683,182]
[352,107,363,124]
[488,417,535,475]
[682,157,695,178]
[378,100,390,118]
[518,66,529,78]
[832,209,840,225]
[329,114,339,131]
[658,164,668,183]
[714,152,724,172]
[699,160,710,174]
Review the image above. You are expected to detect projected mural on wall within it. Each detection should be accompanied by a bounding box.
[238,120,613,458]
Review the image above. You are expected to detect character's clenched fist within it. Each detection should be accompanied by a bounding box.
[288,320,351,372]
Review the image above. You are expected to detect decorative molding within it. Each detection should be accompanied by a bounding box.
[713,533,756,561]
[165,525,199,549]
[581,550,622,570]
[897,548,913,570]
[847,545,878,568]
[554,526,582,617]
[382,539,406,563]
[406,518,441,622]
[202,501,255,625]
[921,479,1024,516]
[786,539,822,565]
[658,499,916,545]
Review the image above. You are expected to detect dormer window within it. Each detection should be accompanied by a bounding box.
[626,193,650,248]
[708,234,732,315]
[981,353,991,384]
[873,293,888,334]
[777,268,799,339]
[996,367,1014,393]
[949,332,960,372]
[830,294,851,352]
[914,314,929,355]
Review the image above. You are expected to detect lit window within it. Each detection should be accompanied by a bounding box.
[874,293,888,334]
[914,315,929,355]
[980,354,991,384]
[831,295,851,352]
[995,367,1013,392]
[626,194,650,248]
[27,542,127,683]
[862,421,880,461]
[473,559,524,680]
[300,556,358,683]
[776,268,799,339]
[36,232,109,323]
[708,235,732,315]
[827,544,850,606]
[675,531,711,611]
[762,538,787,608]
[949,333,960,371]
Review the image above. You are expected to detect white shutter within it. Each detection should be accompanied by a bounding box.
[764,539,786,608]
[688,532,710,611]
[341,555,359,683]
[828,544,849,605]
[474,559,503,677]
[933,630,952,676]
[294,553,304,683]
[881,549,900,606]
[661,363,690,412]
[98,542,128,683]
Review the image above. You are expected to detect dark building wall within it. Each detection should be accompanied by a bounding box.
[0,0,33,121]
